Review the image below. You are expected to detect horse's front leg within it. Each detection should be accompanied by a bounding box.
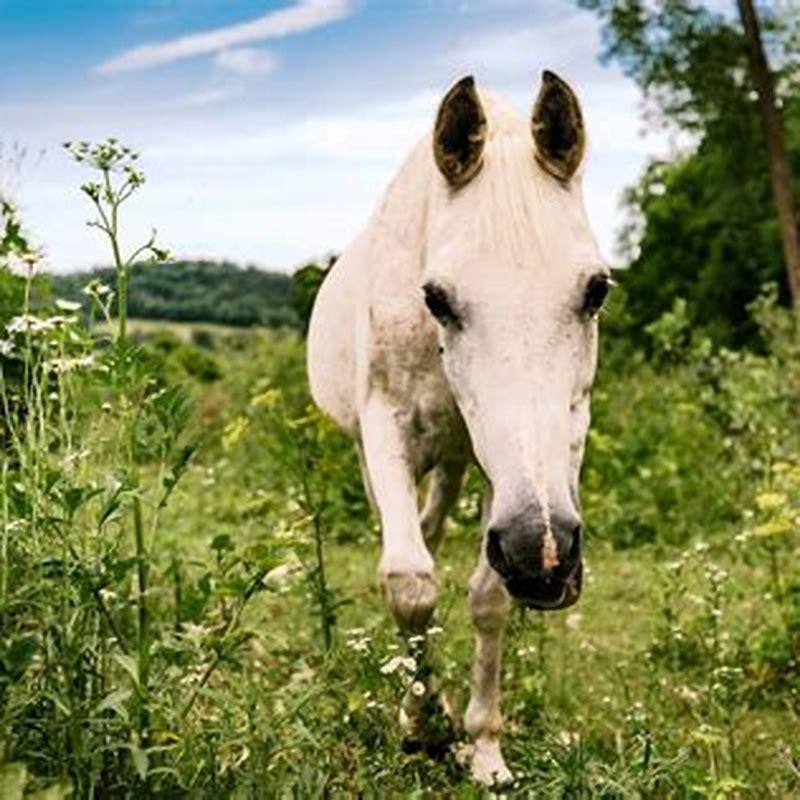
[360,395,437,634]
[465,492,512,785]
[360,395,441,738]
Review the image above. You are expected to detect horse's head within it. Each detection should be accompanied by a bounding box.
[422,73,609,610]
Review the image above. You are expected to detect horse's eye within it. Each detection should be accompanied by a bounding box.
[582,274,612,317]
[422,282,460,328]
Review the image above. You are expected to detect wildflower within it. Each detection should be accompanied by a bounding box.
[7,314,51,334]
[45,355,96,373]
[345,632,371,653]
[556,730,579,747]
[426,625,443,636]
[380,655,417,675]
[55,298,82,312]
[410,680,426,697]
[0,339,14,357]
[756,492,786,511]
[677,685,699,704]
[82,280,113,298]
[566,612,582,631]
[452,741,474,767]
[222,416,250,450]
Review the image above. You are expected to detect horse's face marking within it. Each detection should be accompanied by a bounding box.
[423,74,607,607]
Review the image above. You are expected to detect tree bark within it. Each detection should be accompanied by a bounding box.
[737,0,800,308]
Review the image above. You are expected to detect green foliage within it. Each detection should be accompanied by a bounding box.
[0,146,288,796]
[4,131,800,795]
[585,285,800,549]
[617,122,798,346]
[290,259,332,335]
[0,201,49,331]
[578,0,753,131]
[581,0,800,345]
[53,260,301,330]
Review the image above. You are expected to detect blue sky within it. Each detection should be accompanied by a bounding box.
[1,0,682,272]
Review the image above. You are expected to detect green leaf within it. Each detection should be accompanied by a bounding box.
[114,653,140,689]
[129,744,149,781]
[95,687,132,718]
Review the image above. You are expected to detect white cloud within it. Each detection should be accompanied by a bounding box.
[441,12,601,84]
[180,88,233,107]
[146,91,438,164]
[214,48,276,76]
[96,0,353,74]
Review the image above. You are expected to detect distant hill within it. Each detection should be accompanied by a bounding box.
[52,260,301,329]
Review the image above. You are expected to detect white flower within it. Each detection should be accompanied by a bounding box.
[55,299,82,312]
[82,281,113,298]
[426,626,444,636]
[410,681,426,697]
[677,685,700,704]
[345,633,371,653]
[566,612,582,631]
[0,339,14,357]
[7,314,48,334]
[380,656,417,675]
[7,314,76,335]
[557,730,579,747]
[45,355,96,373]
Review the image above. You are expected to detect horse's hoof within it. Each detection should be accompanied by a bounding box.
[399,687,458,760]
[471,738,513,786]
[380,571,438,633]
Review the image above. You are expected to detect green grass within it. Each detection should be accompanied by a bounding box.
[3,147,800,796]
[138,321,799,797]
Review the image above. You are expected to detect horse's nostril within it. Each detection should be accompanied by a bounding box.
[486,528,511,579]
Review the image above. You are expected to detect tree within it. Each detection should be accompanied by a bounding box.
[290,257,334,336]
[580,0,800,342]
[737,0,800,307]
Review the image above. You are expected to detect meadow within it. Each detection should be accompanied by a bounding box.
[2,141,800,799]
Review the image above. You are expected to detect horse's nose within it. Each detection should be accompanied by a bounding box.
[486,511,582,608]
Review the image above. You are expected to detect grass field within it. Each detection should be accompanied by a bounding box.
[3,153,800,795]
[141,320,800,797]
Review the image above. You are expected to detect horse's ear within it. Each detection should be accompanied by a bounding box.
[531,70,585,183]
[434,75,487,187]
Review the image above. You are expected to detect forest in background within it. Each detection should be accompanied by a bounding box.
[51,261,305,330]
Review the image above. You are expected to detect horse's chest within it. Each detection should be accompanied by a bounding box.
[370,337,468,475]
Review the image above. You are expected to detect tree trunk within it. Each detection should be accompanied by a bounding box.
[737,0,800,308]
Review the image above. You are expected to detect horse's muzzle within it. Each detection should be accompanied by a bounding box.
[486,513,583,610]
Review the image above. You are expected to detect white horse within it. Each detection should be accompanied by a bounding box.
[307,71,609,784]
